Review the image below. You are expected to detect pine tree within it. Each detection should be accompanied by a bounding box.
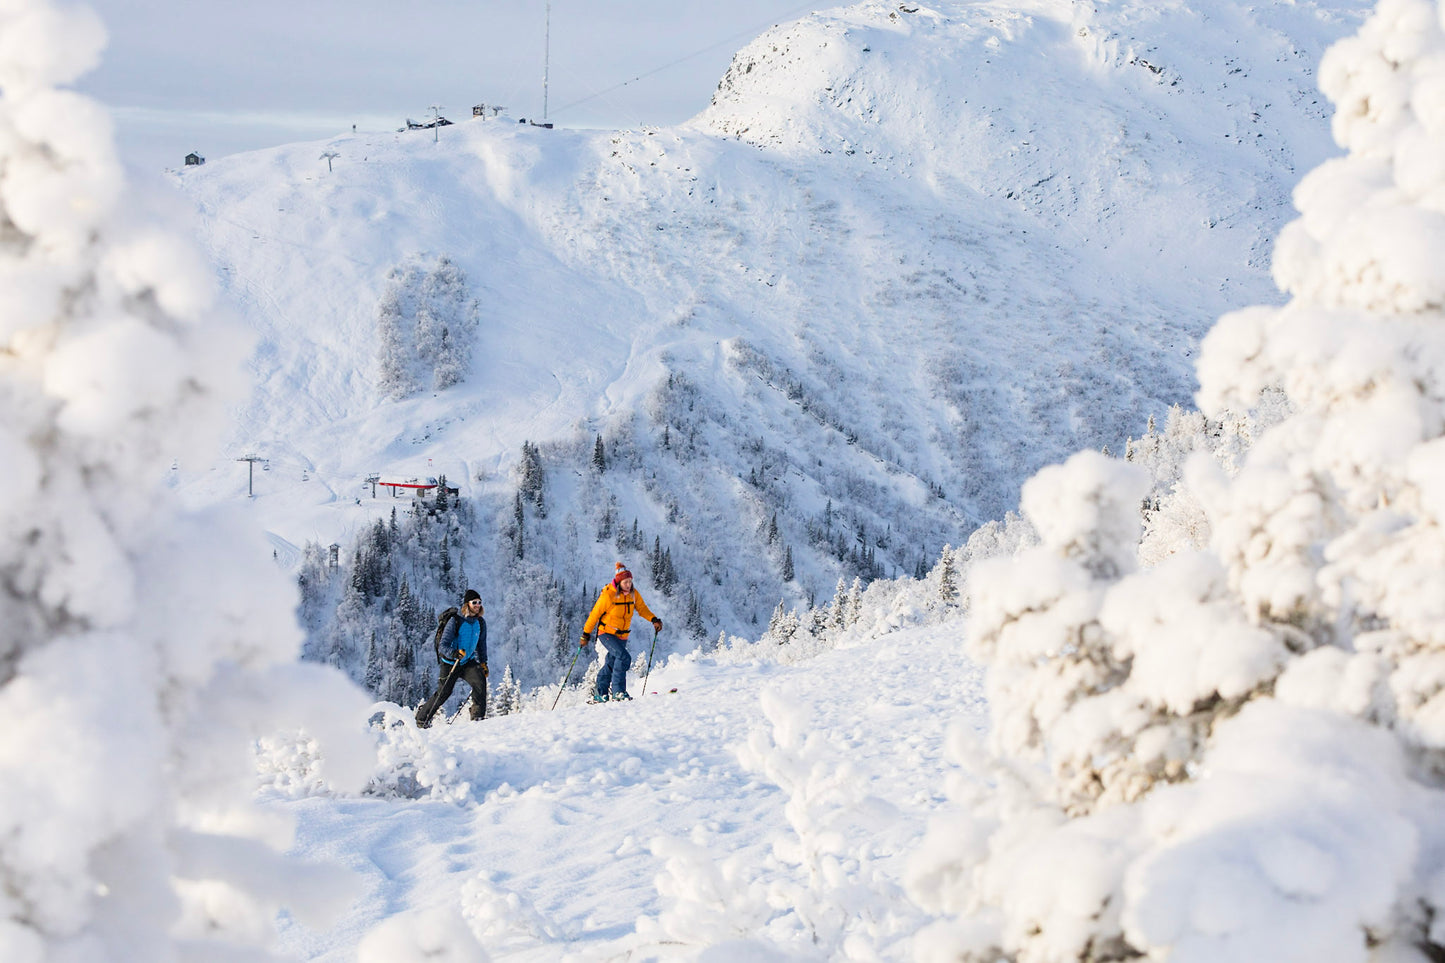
[828,577,849,630]
[593,434,607,472]
[782,545,795,582]
[766,599,789,642]
[351,547,365,594]
[520,441,545,504]
[396,576,415,626]
[364,631,382,692]
[935,545,958,604]
[552,601,571,667]
[394,577,424,702]
[685,589,705,639]
[439,533,453,591]
[495,665,521,715]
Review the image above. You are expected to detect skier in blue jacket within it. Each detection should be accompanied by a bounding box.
[415,588,488,727]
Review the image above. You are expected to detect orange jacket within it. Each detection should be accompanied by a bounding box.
[584,583,656,640]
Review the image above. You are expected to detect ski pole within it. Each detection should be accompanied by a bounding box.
[447,693,484,723]
[551,645,582,710]
[445,662,490,725]
[641,627,659,696]
[422,656,463,726]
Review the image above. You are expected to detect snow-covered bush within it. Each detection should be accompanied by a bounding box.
[362,708,485,802]
[461,871,562,951]
[640,689,909,957]
[636,836,776,952]
[913,2,1445,959]
[0,2,374,956]
[357,904,488,963]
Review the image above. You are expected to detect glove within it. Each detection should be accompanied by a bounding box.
[651,617,662,632]
[579,633,591,648]
[456,648,466,660]
[482,663,489,677]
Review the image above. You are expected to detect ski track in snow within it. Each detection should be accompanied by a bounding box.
[273,623,984,959]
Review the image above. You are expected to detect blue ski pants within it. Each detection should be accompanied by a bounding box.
[595,633,632,698]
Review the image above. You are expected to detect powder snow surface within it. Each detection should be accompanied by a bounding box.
[268,623,983,960]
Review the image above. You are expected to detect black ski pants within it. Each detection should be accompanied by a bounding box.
[415,660,487,727]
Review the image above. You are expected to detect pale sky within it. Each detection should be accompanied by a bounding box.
[78,0,821,171]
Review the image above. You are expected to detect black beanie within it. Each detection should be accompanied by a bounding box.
[462,588,481,604]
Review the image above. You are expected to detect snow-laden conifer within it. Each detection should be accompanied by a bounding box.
[912,3,1445,959]
[0,1,373,956]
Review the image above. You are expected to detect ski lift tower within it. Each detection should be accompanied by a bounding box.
[237,454,264,497]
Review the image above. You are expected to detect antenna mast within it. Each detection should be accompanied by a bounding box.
[543,0,551,120]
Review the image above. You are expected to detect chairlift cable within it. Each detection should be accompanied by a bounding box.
[550,1,821,119]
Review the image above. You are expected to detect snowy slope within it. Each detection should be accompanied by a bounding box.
[263,617,985,960]
[171,0,1369,639]
[152,2,1445,959]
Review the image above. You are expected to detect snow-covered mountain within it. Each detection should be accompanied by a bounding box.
[172,0,1368,684]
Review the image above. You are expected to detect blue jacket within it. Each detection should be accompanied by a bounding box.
[439,612,486,666]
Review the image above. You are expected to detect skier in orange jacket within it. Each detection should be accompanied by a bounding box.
[581,562,661,702]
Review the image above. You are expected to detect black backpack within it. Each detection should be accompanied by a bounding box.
[432,607,461,661]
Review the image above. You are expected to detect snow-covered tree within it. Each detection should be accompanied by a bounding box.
[931,545,958,606]
[416,255,475,389]
[912,4,1445,960]
[0,2,372,956]
[373,255,479,399]
[684,589,706,639]
[763,600,800,645]
[518,440,545,505]
[375,285,419,399]
[492,665,522,716]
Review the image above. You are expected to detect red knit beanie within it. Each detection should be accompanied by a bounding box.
[612,562,633,587]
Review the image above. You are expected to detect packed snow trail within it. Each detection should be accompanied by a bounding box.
[269,620,984,960]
